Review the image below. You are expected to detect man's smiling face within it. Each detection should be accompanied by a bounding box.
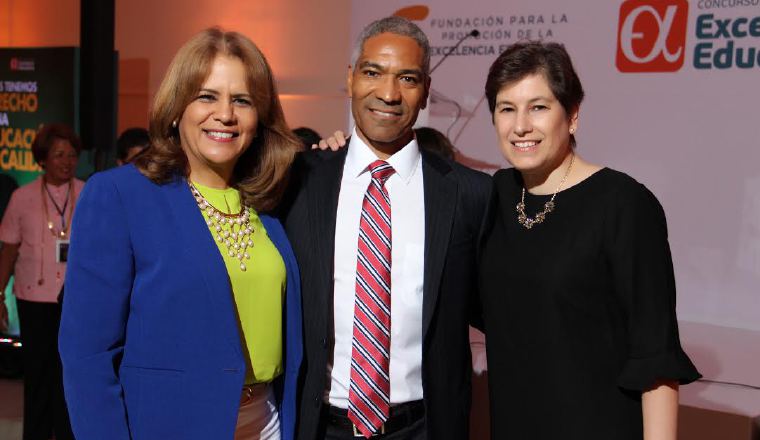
[348,32,429,156]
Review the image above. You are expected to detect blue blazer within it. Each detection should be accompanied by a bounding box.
[59,164,303,440]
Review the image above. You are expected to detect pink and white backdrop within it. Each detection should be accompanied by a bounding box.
[349,0,760,334]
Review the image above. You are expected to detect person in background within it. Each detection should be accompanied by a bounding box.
[478,41,700,439]
[0,172,18,221]
[0,122,81,440]
[115,127,150,165]
[292,127,322,150]
[59,28,302,440]
[0,171,18,332]
[413,127,456,161]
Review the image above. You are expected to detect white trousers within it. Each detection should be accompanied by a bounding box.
[234,383,280,440]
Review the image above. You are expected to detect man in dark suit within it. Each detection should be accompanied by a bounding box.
[283,16,490,440]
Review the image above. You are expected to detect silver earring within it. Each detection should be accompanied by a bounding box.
[569,128,575,134]
[172,120,178,128]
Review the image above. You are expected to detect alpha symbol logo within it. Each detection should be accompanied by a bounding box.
[616,0,689,72]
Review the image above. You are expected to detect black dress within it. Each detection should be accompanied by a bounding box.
[479,168,700,440]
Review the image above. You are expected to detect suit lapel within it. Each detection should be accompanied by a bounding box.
[164,177,242,359]
[421,151,457,340]
[305,149,347,334]
[302,147,455,341]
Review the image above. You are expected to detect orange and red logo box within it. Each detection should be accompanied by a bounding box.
[616,0,689,72]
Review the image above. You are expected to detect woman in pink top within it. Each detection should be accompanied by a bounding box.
[0,123,83,440]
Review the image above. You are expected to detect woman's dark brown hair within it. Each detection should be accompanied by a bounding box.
[134,27,301,212]
[31,123,82,166]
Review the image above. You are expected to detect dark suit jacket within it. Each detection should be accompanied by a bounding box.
[282,147,490,440]
[60,165,303,440]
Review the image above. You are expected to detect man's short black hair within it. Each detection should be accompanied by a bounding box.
[116,127,150,161]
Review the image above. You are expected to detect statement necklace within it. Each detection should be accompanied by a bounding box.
[516,154,575,230]
[189,181,254,271]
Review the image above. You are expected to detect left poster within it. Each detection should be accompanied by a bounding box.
[0,47,80,336]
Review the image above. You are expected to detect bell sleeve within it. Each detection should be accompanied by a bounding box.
[606,180,701,391]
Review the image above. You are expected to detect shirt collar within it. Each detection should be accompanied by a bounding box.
[345,127,421,183]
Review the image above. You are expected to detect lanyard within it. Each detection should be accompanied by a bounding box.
[40,177,75,238]
[37,177,76,286]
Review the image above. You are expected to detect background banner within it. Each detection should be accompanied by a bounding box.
[0,47,79,186]
[350,0,760,331]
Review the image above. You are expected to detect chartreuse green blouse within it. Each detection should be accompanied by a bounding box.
[193,182,285,384]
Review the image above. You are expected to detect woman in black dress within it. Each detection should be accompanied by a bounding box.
[479,42,700,439]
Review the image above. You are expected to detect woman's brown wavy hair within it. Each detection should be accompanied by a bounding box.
[134,27,301,212]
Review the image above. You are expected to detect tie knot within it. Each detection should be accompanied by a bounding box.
[368,160,395,183]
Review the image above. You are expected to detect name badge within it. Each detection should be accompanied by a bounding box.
[56,239,70,263]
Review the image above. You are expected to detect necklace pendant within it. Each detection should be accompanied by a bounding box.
[515,154,575,229]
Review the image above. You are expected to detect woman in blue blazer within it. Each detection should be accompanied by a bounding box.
[59,28,303,440]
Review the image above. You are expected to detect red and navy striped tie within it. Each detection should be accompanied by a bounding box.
[348,160,395,438]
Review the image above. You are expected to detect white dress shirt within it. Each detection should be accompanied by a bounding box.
[328,128,425,408]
